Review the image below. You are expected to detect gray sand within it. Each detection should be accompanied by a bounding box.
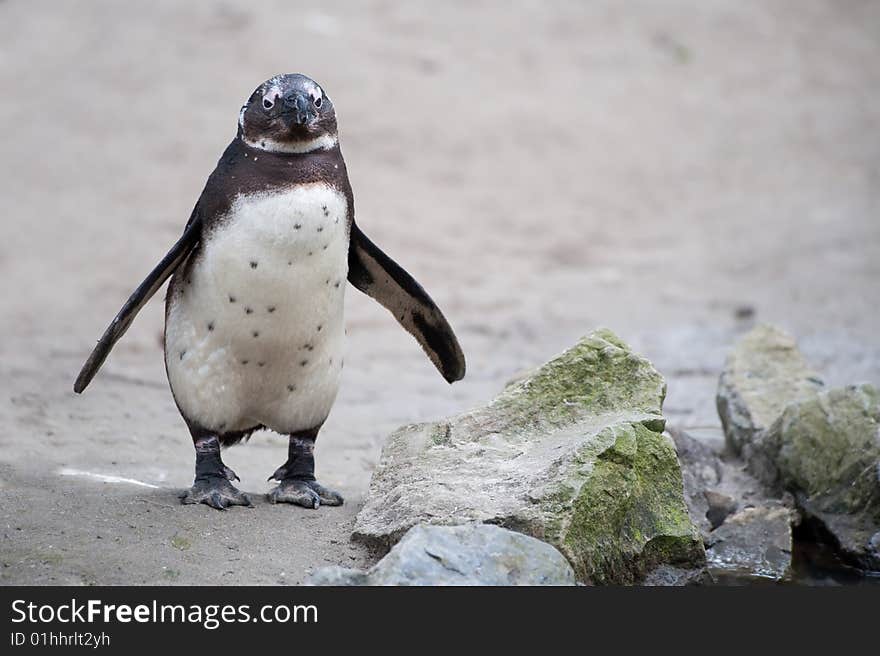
[1,0,877,584]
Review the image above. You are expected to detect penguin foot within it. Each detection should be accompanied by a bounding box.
[180,476,253,510]
[266,479,344,508]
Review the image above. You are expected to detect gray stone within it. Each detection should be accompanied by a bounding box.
[670,427,794,581]
[308,524,576,586]
[669,427,723,535]
[705,505,793,583]
[642,564,712,586]
[353,329,705,584]
[715,325,880,574]
[704,491,738,530]
[306,566,369,586]
[716,324,823,458]
[762,384,880,570]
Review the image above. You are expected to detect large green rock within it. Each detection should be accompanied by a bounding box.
[762,384,880,569]
[717,324,824,459]
[353,329,705,584]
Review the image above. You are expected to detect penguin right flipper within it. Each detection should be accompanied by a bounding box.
[347,222,466,383]
[74,214,202,393]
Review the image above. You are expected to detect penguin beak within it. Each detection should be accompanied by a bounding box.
[283,92,317,126]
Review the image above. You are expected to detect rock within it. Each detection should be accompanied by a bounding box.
[308,524,576,586]
[705,505,793,583]
[668,427,722,535]
[642,564,712,586]
[704,491,738,530]
[307,566,369,586]
[733,305,755,320]
[714,324,880,573]
[353,329,705,584]
[716,324,823,458]
[762,384,880,570]
[670,427,794,581]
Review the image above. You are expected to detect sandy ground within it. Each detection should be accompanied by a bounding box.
[0,0,877,585]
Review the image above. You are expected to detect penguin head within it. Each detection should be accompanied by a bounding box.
[238,74,338,153]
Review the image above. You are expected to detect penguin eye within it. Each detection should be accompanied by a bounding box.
[262,97,274,110]
[314,96,323,109]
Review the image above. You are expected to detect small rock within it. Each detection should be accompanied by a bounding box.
[309,524,575,586]
[170,535,191,551]
[704,491,738,530]
[734,305,755,320]
[670,426,793,579]
[706,505,793,583]
[643,565,712,586]
[716,324,823,458]
[669,427,723,535]
[307,566,369,586]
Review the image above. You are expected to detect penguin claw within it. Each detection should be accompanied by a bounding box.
[267,465,287,482]
[208,492,227,510]
[266,479,343,508]
[222,466,241,482]
[180,476,252,510]
[310,481,344,506]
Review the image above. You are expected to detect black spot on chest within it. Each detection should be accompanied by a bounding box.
[196,139,354,239]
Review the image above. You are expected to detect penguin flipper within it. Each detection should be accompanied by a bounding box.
[347,223,466,383]
[74,216,202,393]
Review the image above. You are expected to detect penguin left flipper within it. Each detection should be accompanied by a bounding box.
[73,214,202,393]
[347,222,466,383]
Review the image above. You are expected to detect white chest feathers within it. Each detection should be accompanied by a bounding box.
[165,183,350,434]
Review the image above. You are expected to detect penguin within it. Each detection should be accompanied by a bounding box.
[74,73,466,510]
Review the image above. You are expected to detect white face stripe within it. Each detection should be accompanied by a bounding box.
[262,84,283,108]
[261,77,322,107]
[242,132,338,154]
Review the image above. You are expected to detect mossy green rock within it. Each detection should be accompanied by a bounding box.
[353,329,705,584]
[717,324,824,457]
[762,384,880,569]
